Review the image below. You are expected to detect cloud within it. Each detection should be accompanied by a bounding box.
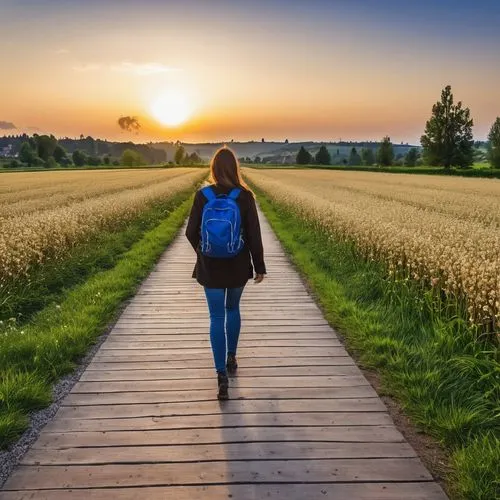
[72,63,102,72]
[26,126,41,132]
[71,61,179,76]
[111,62,180,76]
[0,121,16,130]
[55,48,70,55]
[118,116,141,133]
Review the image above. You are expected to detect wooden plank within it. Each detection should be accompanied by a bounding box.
[100,339,342,349]
[109,325,335,333]
[33,426,404,449]
[105,332,337,341]
[92,347,351,361]
[23,441,416,465]
[118,313,325,319]
[63,386,378,406]
[86,356,356,371]
[72,375,370,393]
[55,398,387,419]
[0,483,450,500]
[43,411,394,432]
[80,365,362,381]
[3,459,433,489]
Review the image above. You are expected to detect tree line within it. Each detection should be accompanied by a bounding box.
[1,134,168,169]
[295,86,500,169]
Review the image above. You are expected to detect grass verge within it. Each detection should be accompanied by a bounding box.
[0,193,194,448]
[254,186,499,500]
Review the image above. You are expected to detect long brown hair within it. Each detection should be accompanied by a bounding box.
[208,147,255,198]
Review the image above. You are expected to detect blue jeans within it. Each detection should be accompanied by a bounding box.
[204,287,245,374]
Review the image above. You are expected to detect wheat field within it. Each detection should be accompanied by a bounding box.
[245,168,500,329]
[0,168,205,284]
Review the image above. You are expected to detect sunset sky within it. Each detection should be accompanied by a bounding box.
[1,0,499,144]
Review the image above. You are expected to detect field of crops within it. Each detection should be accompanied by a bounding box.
[245,168,500,331]
[0,167,206,449]
[0,168,205,287]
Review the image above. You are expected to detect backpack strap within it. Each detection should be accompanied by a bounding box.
[228,188,241,200]
[201,186,216,201]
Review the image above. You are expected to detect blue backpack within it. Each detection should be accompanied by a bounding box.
[200,186,244,258]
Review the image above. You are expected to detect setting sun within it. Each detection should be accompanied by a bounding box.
[150,91,192,127]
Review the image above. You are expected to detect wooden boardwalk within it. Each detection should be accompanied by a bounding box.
[0,211,447,499]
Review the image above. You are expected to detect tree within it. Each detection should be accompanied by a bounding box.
[348,147,362,166]
[19,141,36,167]
[254,156,261,164]
[421,85,474,168]
[315,145,331,165]
[72,149,87,167]
[296,146,312,165]
[45,157,58,169]
[103,156,111,166]
[377,136,394,166]
[174,145,185,164]
[187,152,201,164]
[121,149,144,167]
[34,134,58,162]
[487,117,500,168]
[53,145,67,164]
[405,148,419,167]
[361,148,375,166]
[87,156,101,166]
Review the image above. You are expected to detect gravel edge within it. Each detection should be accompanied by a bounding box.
[0,297,131,488]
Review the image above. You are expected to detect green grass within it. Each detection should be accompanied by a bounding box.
[0,193,195,448]
[253,186,500,500]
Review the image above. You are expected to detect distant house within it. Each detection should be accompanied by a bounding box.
[0,144,14,158]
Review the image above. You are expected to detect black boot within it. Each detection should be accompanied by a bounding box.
[226,353,238,375]
[217,372,229,400]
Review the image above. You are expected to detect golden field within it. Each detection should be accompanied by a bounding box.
[0,168,205,283]
[245,168,500,328]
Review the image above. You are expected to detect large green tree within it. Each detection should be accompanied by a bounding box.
[187,152,202,164]
[19,142,36,167]
[348,147,362,166]
[121,149,144,167]
[315,145,331,165]
[361,148,375,166]
[34,134,58,162]
[377,136,394,166]
[174,145,185,165]
[404,148,419,167]
[421,85,474,168]
[53,145,68,164]
[296,146,312,165]
[487,117,500,169]
[72,150,87,167]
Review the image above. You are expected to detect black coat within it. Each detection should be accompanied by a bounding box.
[185,185,266,289]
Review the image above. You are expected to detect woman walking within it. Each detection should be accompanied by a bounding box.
[186,147,266,400]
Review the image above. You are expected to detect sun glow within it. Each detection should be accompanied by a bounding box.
[150,91,192,127]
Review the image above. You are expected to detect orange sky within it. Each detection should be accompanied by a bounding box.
[1,0,500,144]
